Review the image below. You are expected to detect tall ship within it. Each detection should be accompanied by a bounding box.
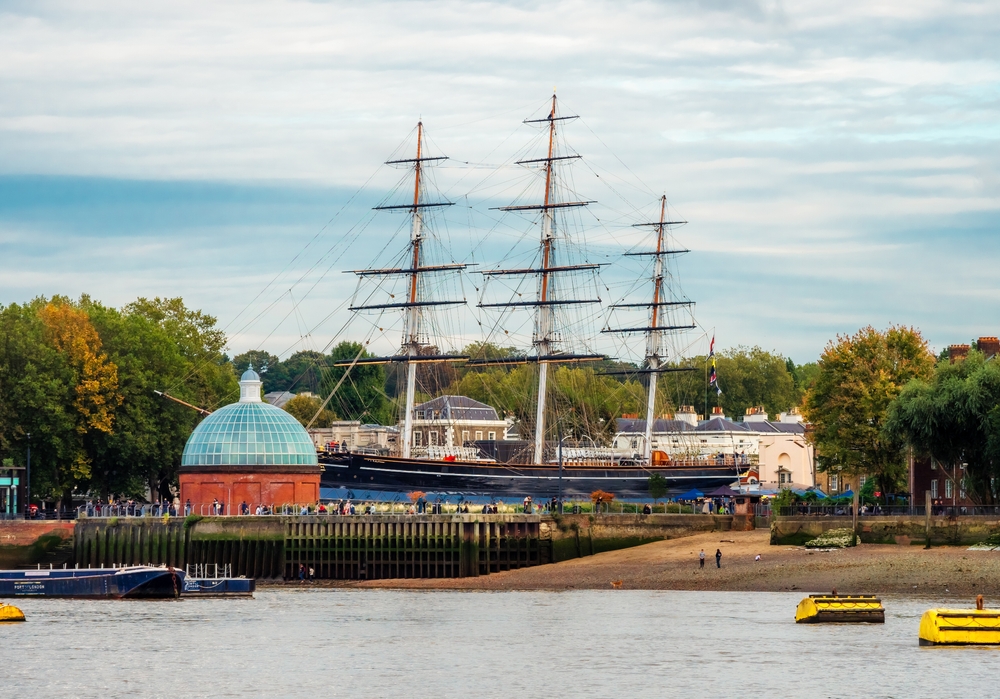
[318,95,736,498]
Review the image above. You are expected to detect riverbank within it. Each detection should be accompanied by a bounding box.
[272,530,1000,596]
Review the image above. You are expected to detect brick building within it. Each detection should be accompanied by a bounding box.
[178,368,321,514]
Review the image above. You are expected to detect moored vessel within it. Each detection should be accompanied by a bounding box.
[0,566,184,599]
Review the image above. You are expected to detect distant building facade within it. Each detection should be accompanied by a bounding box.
[308,421,398,453]
[405,395,509,458]
[614,405,815,489]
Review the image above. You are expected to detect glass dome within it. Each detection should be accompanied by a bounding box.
[181,402,318,467]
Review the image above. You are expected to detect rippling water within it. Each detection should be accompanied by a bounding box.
[3,589,995,698]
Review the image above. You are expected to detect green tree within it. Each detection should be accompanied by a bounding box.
[321,341,392,424]
[886,351,1000,505]
[648,473,668,504]
[85,297,237,500]
[232,350,285,393]
[283,393,336,428]
[804,325,935,501]
[278,350,327,394]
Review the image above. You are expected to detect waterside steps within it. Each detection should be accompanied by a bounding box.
[795,592,885,623]
[919,596,1000,646]
[0,603,26,622]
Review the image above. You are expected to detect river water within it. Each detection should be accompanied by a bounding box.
[3,589,996,698]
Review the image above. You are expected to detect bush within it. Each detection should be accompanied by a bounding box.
[804,528,857,549]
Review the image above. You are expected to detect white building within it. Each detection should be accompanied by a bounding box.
[613,406,815,489]
[308,421,398,453]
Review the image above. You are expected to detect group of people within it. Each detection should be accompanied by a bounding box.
[84,499,177,517]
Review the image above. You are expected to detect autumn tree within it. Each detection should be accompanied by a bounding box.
[804,325,935,500]
[283,394,336,428]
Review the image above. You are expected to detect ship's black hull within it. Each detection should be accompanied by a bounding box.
[0,566,184,599]
[320,453,736,498]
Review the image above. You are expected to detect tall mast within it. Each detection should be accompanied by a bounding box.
[401,123,425,459]
[471,93,604,465]
[342,122,468,459]
[534,95,557,467]
[604,197,695,462]
[643,195,668,462]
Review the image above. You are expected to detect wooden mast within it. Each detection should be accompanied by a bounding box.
[642,195,667,462]
[533,94,558,466]
[401,122,424,459]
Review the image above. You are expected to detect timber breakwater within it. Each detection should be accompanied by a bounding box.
[64,513,746,580]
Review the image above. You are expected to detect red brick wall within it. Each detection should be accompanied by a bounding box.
[0,520,74,547]
[179,471,320,514]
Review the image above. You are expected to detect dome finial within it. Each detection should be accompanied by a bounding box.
[239,363,263,402]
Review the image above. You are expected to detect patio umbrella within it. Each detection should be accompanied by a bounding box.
[676,488,704,500]
[840,489,855,498]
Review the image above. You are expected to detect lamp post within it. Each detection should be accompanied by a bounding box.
[25,432,31,518]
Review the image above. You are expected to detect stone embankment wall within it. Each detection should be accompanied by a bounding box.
[0,520,75,567]
[771,515,1000,546]
[0,511,751,578]
[74,516,284,577]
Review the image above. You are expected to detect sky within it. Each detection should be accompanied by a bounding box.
[1,0,999,364]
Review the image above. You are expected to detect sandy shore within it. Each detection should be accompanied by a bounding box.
[274,530,1000,596]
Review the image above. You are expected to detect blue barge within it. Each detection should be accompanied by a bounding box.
[0,566,184,599]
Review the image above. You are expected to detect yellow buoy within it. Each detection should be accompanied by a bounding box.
[0,603,26,623]
[795,591,884,623]
[919,596,1000,646]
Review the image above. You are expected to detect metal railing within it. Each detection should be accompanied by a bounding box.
[776,504,1000,517]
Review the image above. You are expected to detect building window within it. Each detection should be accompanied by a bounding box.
[414,432,423,446]
[931,479,938,498]
[945,480,953,498]
[830,474,839,491]
[859,475,866,488]
[429,431,439,446]
[461,430,470,443]
[631,439,638,449]
[488,431,496,440]
[931,459,936,470]
[475,431,483,440]
[960,484,967,500]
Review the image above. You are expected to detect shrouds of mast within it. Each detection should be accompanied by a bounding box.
[347,121,467,458]
[475,93,604,465]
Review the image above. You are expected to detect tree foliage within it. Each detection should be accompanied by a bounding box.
[804,325,935,499]
[320,341,392,425]
[282,393,336,428]
[0,295,237,503]
[886,351,1000,505]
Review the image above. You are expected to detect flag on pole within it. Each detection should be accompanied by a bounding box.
[709,334,722,395]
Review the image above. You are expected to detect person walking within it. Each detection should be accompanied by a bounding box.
[715,548,722,568]
[699,549,705,568]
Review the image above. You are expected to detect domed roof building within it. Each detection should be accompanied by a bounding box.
[178,368,321,514]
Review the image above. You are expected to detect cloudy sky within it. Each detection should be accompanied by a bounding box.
[1,0,998,363]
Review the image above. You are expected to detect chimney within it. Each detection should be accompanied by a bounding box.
[978,337,1000,359]
[711,406,726,420]
[779,407,804,424]
[949,344,970,364]
[675,405,698,426]
[744,405,768,423]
